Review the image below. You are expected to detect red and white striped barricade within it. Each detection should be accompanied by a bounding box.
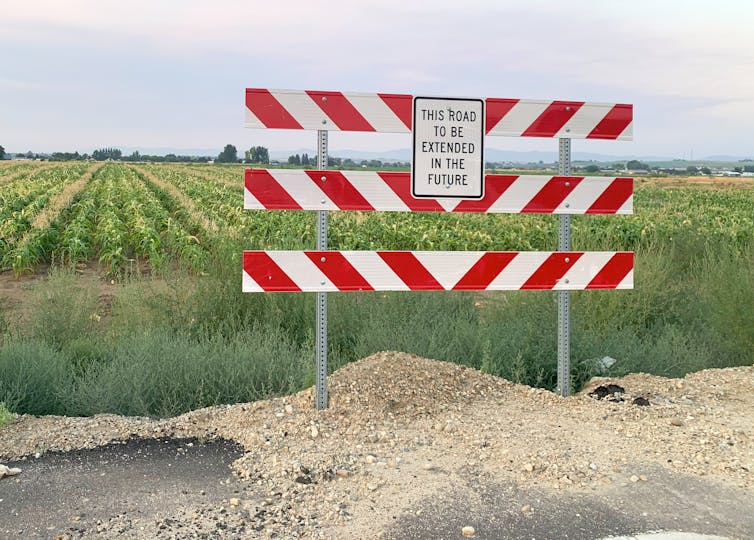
[243,251,633,293]
[244,170,633,215]
[243,87,634,407]
[245,89,632,140]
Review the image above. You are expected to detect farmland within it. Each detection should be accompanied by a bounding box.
[0,162,752,417]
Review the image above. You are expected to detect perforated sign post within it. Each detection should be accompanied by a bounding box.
[244,88,634,409]
[412,97,485,199]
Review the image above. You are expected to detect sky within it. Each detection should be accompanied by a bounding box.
[1,0,753,159]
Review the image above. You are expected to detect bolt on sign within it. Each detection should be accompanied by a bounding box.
[412,97,485,199]
[243,88,634,408]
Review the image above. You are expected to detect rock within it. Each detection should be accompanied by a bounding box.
[365,455,377,464]
[285,404,294,414]
[367,483,378,491]
[632,397,650,406]
[462,525,476,537]
[521,504,532,513]
[670,418,684,427]
[310,426,319,438]
[598,356,617,370]
[0,464,21,479]
[229,498,240,506]
[589,463,598,471]
[523,463,534,472]
[630,475,639,483]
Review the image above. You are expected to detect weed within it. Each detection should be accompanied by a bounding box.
[0,401,16,427]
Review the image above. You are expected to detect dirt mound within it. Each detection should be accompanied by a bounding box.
[1,351,753,538]
[306,351,515,416]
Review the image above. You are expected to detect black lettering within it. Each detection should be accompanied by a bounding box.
[421,108,446,121]
[447,109,477,122]
[426,173,470,187]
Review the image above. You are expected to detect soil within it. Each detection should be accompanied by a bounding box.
[1,351,752,538]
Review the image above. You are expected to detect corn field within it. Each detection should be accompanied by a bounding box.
[0,162,752,276]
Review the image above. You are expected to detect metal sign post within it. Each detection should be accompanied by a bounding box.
[557,137,572,397]
[316,129,329,410]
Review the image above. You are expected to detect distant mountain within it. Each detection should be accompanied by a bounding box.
[317,149,752,165]
[704,155,753,162]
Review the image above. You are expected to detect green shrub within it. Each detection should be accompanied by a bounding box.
[67,328,308,418]
[697,243,754,359]
[0,401,16,427]
[348,291,486,370]
[0,340,73,415]
[21,267,99,349]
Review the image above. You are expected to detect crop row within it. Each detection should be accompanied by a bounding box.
[0,161,48,180]
[0,164,91,263]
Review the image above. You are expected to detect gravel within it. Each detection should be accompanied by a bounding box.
[1,351,752,538]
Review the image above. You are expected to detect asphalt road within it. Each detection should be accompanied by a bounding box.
[381,464,753,540]
[1,438,751,539]
[0,437,245,539]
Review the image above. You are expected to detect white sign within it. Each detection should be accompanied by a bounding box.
[412,97,485,199]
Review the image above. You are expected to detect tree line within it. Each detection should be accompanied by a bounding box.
[8,144,748,174]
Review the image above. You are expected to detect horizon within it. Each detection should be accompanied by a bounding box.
[4,145,752,165]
